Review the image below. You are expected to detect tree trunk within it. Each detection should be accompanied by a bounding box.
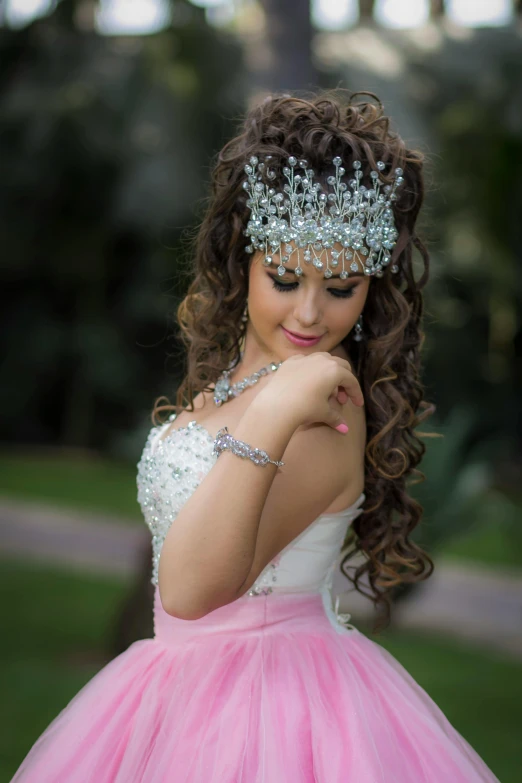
[255,0,317,94]
[110,543,155,655]
[359,0,376,21]
[429,0,446,17]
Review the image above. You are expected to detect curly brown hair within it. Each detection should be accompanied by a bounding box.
[153,88,438,632]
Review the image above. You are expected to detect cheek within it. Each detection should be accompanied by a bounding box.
[329,308,353,333]
[328,293,364,332]
[251,276,287,321]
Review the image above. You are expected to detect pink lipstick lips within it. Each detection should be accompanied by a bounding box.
[281,326,323,346]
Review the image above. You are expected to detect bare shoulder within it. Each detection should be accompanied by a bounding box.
[235,396,366,598]
[290,393,366,513]
[313,396,366,512]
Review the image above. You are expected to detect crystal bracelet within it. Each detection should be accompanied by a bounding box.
[212,426,285,468]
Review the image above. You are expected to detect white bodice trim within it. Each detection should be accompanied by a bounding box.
[137,415,365,631]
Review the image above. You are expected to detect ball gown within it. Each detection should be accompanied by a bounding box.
[10,415,501,782]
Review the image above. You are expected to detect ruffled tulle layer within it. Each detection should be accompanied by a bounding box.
[11,589,499,783]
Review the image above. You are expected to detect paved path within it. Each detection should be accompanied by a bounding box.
[0,498,148,578]
[2,497,521,660]
[332,560,522,660]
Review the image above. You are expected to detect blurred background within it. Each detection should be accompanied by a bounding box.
[0,0,521,780]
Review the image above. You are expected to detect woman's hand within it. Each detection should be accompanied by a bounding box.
[256,352,364,435]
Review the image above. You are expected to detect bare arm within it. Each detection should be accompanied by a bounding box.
[158,397,297,619]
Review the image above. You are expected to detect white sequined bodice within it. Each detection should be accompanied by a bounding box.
[136,415,365,599]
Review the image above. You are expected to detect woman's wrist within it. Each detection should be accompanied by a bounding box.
[214,427,285,467]
[229,395,299,467]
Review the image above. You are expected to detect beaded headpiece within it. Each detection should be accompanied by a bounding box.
[242,154,404,278]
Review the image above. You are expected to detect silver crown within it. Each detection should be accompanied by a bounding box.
[242,154,404,278]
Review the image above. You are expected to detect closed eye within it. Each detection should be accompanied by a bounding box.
[269,275,358,299]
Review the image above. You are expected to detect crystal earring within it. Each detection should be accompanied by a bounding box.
[241,302,249,324]
[352,313,364,342]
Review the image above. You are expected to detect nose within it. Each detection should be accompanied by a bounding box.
[292,287,322,327]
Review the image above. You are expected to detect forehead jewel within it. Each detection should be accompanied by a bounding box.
[242,155,404,279]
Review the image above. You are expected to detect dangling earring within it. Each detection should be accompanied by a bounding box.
[352,313,364,342]
[241,302,248,324]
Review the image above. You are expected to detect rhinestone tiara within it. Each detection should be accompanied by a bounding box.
[242,154,404,279]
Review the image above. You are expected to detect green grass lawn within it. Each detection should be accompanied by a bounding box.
[0,451,141,520]
[0,559,128,781]
[439,513,522,571]
[1,558,519,782]
[372,627,521,780]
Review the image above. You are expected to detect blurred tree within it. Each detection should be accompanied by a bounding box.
[0,0,245,452]
[359,0,376,20]
[318,19,522,612]
[429,0,446,17]
[414,29,522,461]
[256,0,316,92]
[0,0,247,648]
[325,21,522,462]
[111,545,155,654]
[2,1,521,642]
[54,0,83,26]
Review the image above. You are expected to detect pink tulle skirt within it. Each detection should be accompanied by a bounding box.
[11,587,499,782]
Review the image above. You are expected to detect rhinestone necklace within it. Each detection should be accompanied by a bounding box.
[213,354,283,407]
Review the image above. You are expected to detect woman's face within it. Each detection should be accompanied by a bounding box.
[245,243,371,363]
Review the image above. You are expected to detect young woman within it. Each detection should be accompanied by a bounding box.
[11,90,500,782]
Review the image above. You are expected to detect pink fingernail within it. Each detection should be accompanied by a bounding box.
[336,423,349,433]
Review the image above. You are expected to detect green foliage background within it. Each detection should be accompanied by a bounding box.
[1,3,521,578]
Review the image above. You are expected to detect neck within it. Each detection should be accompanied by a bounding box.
[231,328,281,379]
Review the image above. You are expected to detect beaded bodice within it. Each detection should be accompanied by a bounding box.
[136,414,365,599]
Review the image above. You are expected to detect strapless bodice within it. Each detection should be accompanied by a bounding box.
[137,414,365,619]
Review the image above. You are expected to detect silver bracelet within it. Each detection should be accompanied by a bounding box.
[212,426,285,468]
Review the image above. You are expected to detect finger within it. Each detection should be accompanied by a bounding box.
[328,355,352,374]
[328,360,357,403]
[342,384,364,407]
[317,352,353,374]
[337,368,364,407]
[326,396,350,434]
[333,408,350,435]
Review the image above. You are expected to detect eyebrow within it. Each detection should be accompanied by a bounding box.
[268,268,364,279]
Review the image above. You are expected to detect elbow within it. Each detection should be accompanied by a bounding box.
[164,604,209,621]
[159,583,236,621]
[157,560,209,619]
[158,556,242,619]
[159,588,208,620]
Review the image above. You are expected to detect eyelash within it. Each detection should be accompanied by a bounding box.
[269,276,357,299]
